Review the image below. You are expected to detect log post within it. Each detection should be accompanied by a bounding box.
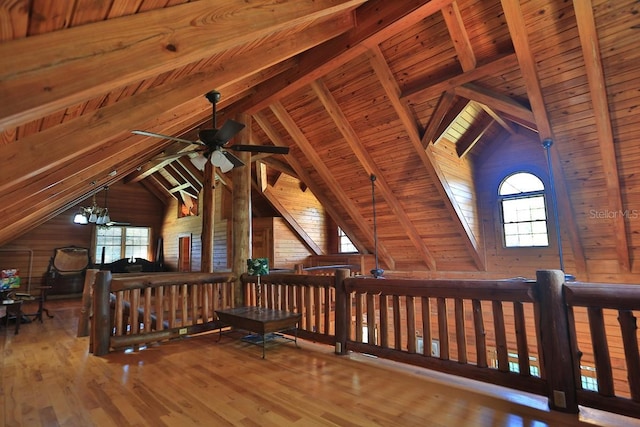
[534,269,578,413]
[201,160,215,272]
[92,270,112,356]
[231,113,252,307]
[334,268,349,355]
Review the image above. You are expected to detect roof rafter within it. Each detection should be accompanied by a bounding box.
[367,44,484,270]
[312,78,437,270]
[269,102,396,270]
[253,110,369,254]
[573,0,629,273]
[501,0,588,277]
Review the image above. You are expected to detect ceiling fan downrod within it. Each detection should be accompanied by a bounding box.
[205,90,221,129]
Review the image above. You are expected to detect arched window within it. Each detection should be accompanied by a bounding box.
[498,172,549,247]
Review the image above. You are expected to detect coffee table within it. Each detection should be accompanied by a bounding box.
[215,306,302,358]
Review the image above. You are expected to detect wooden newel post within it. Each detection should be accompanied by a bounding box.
[534,269,578,413]
[334,268,349,355]
[92,270,112,356]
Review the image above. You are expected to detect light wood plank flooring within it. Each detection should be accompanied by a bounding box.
[2,299,638,427]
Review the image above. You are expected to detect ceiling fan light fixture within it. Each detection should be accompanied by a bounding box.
[190,153,208,170]
[210,150,234,173]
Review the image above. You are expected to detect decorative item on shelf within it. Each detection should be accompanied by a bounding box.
[247,258,269,308]
[73,186,111,226]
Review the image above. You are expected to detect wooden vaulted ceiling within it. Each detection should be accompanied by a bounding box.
[1,0,638,277]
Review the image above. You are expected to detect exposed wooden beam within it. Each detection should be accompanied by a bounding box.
[270,100,396,270]
[236,0,454,115]
[0,0,364,129]
[421,91,456,147]
[454,83,536,128]
[500,0,587,276]
[441,1,475,72]
[260,184,323,256]
[367,44,485,270]
[456,114,494,158]
[479,104,517,135]
[257,156,298,178]
[253,111,370,257]
[401,52,519,101]
[312,78,436,270]
[573,0,629,273]
[431,97,469,146]
[0,13,351,236]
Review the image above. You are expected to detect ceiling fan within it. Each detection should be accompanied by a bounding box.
[132,90,289,173]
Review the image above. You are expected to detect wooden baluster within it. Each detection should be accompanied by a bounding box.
[191,284,198,325]
[324,286,331,334]
[513,301,530,376]
[454,298,467,363]
[422,297,431,356]
[492,300,508,372]
[407,295,416,353]
[115,291,124,336]
[588,307,614,396]
[367,293,376,345]
[437,297,449,360]
[618,310,640,401]
[297,286,304,329]
[202,283,209,323]
[315,286,322,333]
[472,299,487,367]
[379,294,388,348]
[355,293,363,342]
[144,287,152,333]
[155,286,164,331]
[169,285,177,328]
[393,295,401,350]
[131,289,140,335]
[305,286,312,330]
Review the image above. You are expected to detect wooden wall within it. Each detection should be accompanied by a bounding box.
[0,181,164,292]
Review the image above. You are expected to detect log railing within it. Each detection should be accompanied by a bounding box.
[563,279,640,418]
[89,268,640,419]
[242,269,640,418]
[91,271,235,356]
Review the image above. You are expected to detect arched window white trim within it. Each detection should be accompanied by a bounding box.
[498,172,549,248]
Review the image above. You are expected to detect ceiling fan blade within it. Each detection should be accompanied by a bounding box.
[132,130,205,146]
[229,144,289,154]
[221,150,245,168]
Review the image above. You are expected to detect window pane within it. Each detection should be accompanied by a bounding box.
[499,172,544,195]
[499,174,549,248]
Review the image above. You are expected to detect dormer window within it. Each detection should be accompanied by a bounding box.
[498,172,549,248]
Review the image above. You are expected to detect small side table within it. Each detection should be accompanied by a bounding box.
[2,300,23,335]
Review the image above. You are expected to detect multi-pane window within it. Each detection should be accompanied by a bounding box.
[338,227,357,253]
[499,172,549,248]
[95,226,151,263]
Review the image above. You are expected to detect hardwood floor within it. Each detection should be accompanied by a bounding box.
[1,299,638,427]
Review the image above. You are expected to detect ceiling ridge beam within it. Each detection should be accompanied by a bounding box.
[367,44,485,270]
[311,78,436,270]
[0,0,365,129]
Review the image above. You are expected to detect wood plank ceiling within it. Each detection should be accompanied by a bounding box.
[1,0,638,277]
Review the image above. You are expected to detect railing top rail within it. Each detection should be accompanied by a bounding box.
[564,282,640,310]
[343,277,536,302]
[242,272,335,288]
[108,272,235,291]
